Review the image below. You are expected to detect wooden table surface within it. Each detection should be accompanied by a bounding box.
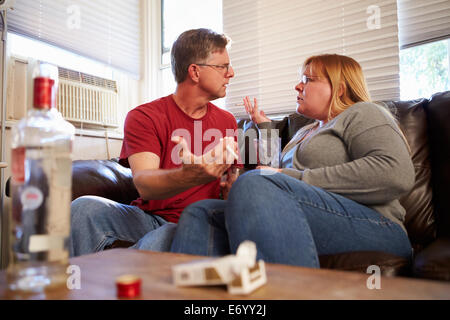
[1,248,450,300]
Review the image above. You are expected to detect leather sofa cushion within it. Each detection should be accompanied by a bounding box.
[319,251,410,277]
[425,91,450,237]
[413,237,450,281]
[72,159,139,204]
[384,99,436,251]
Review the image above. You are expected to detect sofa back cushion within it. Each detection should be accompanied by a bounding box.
[384,100,436,250]
[424,91,450,238]
[72,159,139,205]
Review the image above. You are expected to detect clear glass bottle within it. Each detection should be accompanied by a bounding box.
[7,63,75,292]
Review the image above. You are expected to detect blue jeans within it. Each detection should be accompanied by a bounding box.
[171,170,413,268]
[70,195,177,257]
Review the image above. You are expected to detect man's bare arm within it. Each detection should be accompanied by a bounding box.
[129,137,237,200]
[129,152,195,200]
[129,151,231,200]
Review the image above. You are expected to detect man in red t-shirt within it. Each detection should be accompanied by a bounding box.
[70,28,240,257]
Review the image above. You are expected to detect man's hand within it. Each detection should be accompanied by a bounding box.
[172,136,239,185]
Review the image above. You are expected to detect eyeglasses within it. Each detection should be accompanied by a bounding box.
[196,63,232,74]
[300,74,321,84]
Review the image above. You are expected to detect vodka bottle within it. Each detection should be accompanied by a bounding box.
[7,63,75,292]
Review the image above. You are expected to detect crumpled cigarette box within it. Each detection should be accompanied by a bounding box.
[172,241,267,295]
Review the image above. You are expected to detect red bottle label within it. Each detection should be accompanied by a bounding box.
[11,147,25,183]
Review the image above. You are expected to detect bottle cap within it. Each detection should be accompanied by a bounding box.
[116,274,141,298]
[33,77,55,109]
[32,62,59,109]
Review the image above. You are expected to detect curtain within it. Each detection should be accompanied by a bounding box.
[223,0,400,117]
[8,0,142,78]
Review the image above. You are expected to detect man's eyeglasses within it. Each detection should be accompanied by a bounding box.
[196,63,232,74]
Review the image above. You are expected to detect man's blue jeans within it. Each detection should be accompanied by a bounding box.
[70,195,177,257]
[171,170,413,268]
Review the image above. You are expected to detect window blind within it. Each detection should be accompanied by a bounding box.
[398,0,450,49]
[223,0,400,117]
[7,0,142,78]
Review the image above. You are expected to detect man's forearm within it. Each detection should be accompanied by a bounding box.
[133,167,207,200]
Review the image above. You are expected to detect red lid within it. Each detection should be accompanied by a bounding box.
[33,77,55,109]
[116,275,142,298]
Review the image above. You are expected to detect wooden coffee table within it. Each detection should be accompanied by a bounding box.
[1,248,449,300]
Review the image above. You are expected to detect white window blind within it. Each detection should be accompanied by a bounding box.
[398,0,450,49]
[224,0,400,117]
[7,0,142,78]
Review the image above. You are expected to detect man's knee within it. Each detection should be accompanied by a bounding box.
[133,223,177,252]
[71,196,113,229]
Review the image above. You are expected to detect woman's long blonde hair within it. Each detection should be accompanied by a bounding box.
[301,54,371,120]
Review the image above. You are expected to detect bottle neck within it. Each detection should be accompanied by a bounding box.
[33,77,55,110]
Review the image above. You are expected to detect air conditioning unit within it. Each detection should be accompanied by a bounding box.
[7,57,119,128]
[57,66,119,128]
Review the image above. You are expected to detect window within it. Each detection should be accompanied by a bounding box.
[161,0,223,104]
[8,33,113,79]
[397,0,450,100]
[223,0,401,117]
[8,0,142,78]
[400,39,450,100]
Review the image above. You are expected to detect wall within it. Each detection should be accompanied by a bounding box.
[0,33,7,269]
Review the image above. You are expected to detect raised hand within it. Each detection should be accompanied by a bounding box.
[243,96,271,124]
[171,136,238,185]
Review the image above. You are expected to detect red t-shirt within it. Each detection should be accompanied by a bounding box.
[119,94,239,223]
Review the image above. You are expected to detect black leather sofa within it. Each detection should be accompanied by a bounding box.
[59,91,450,281]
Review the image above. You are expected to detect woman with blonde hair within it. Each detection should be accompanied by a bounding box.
[170,54,414,267]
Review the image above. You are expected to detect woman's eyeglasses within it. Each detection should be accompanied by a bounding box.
[300,74,321,84]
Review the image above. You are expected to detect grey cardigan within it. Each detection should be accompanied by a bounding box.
[256,102,415,231]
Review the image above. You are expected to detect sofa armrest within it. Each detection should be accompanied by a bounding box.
[319,251,411,277]
[413,237,450,281]
[72,159,139,204]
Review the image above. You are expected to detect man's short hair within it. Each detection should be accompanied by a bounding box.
[171,28,230,83]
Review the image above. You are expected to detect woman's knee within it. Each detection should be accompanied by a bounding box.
[227,174,276,221]
[229,170,279,201]
[231,170,314,200]
[231,169,264,190]
[178,199,225,227]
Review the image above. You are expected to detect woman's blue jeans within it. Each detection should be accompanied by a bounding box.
[171,170,413,268]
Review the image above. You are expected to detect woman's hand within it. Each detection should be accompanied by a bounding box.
[220,166,241,200]
[256,165,282,173]
[244,96,271,124]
